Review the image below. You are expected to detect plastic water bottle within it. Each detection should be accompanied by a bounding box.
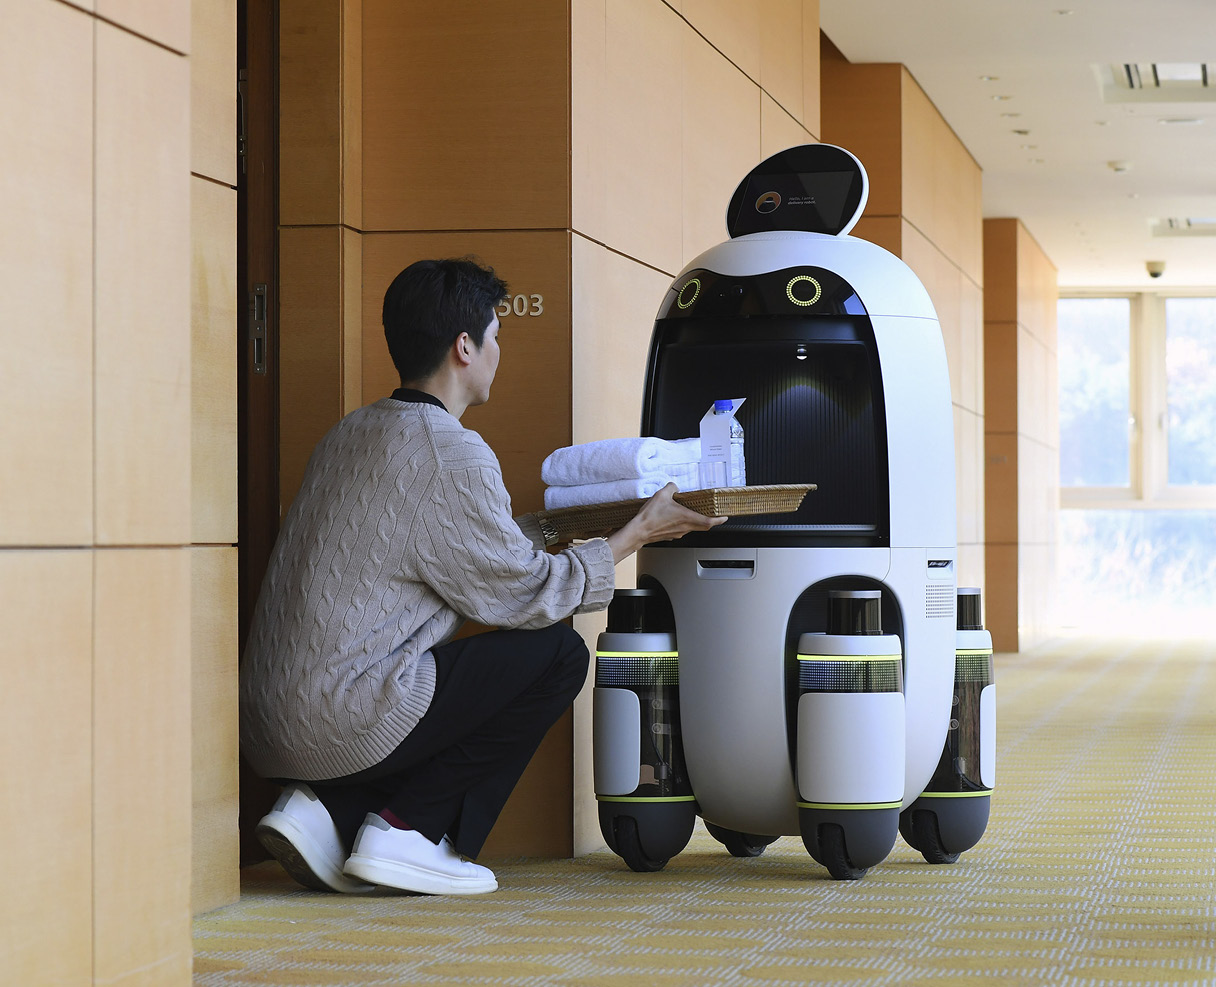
[713,399,746,486]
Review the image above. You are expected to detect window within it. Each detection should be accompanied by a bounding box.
[1059,298,1131,489]
[1057,294,1216,633]
[1164,298,1216,487]
[1059,294,1216,506]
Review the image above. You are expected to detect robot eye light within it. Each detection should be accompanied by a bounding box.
[786,275,822,307]
[677,278,702,310]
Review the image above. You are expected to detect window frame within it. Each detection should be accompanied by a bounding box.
[1060,290,1216,511]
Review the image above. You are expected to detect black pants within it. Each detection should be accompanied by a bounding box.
[308,622,589,859]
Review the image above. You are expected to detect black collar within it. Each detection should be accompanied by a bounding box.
[389,387,447,412]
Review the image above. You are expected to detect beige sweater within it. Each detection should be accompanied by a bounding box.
[240,398,616,780]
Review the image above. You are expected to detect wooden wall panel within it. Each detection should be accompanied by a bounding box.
[362,0,569,232]
[571,236,675,446]
[801,0,821,138]
[758,0,805,123]
[1018,222,1059,350]
[683,0,761,81]
[957,543,985,602]
[342,228,364,413]
[900,71,936,244]
[97,0,190,53]
[823,52,985,603]
[985,543,1019,654]
[819,59,902,218]
[0,0,94,546]
[983,217,1059,651]
[279,226,345,509]
[850,215,902,256]
[362,231,573,517]
[190,0,237,185]
[94,548,192,986]
[956,407,982,548]
[901,70,983,286]
[961,278,984,415]
[280,0,342,226]
[572,0,684,274]
[761,90,815,161]
[341,0,363,230]
[984,320,1018,435]
[682,25,762,264]
[985,432,1018,545]
[95,22,191,545]
[192,177,239,544]
[0,551,93,984]
[983,218,1018,322]
[191,546,240,913]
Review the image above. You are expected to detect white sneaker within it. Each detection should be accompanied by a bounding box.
[256,783,373,894]
[343,813,498,895]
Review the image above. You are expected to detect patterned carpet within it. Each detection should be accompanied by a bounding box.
[194,636,1216,986]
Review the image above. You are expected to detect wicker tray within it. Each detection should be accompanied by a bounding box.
[532,483,816,547]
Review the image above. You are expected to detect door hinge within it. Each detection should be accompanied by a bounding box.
[249,282,268,375]
[237,68,248,175]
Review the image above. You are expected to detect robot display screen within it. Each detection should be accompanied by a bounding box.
[729,170,860,237]
[646,324,888,545]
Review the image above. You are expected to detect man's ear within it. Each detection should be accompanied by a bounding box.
[453,331,474,367]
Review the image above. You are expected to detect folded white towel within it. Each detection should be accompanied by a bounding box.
[541,436,700,487]
[543,465,700,510]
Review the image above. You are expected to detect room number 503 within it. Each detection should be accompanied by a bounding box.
[496,294,544,317]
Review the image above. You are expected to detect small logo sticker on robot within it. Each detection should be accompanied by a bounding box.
[755,191,782,214]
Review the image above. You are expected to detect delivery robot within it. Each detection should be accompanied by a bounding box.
[592,144,995,880]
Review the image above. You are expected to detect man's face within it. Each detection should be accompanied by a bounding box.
[467,313,501,407]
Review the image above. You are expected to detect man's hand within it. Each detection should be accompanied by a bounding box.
[606,483,727,564]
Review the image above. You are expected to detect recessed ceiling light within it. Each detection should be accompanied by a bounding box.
[1159,117,1203,125]
[979,75,999,82]
[1108,160,1132,172]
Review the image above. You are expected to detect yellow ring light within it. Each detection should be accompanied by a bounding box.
[677,278,702,310]
[786,275,822,307]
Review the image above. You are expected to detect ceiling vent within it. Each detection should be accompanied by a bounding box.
[1099,63,1216,103]
[1152,217,1216,237]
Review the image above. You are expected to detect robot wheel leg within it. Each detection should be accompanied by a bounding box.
[599,801,696,874]
[704,822,779,858]
[899,794,990,865]
[799,806,898,881]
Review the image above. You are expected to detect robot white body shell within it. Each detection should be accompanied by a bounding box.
[593,144,982,876]
[637,231,957,836]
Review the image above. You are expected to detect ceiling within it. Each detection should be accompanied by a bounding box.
[819,0,1216,289]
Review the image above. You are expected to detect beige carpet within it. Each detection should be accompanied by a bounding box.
[194,636,1216,986]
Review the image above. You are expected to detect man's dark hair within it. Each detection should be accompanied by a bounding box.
[382,257,509,383]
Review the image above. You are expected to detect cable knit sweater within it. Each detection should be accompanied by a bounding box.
[240,397,617,780]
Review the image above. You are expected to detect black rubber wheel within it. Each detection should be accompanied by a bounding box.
[819,824,868,881]
[705,822,778,858]
[614,816,669,873]
[910,810,960,865]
